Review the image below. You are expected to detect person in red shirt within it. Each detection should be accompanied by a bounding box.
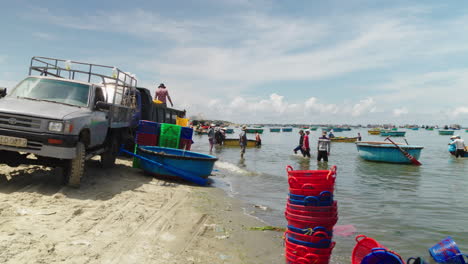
[155,83,173,107]
[302,130,311,158]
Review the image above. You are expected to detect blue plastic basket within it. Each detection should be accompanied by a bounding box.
[361,248,404,264]
[429,237,467,264]
[288,191,334,206]
[137,120,160,135]
[285,233,332,248]
[287,225,333,237]
[181,127,194,140]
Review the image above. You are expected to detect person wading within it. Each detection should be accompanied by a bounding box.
[293,130,305,155]
[155,83,173,107]
[317,131,331,162]
[449,135,466,158]
[208,124,215,152]
[302,130,311,158]
[255,132,262,146]
[239,125,248,158]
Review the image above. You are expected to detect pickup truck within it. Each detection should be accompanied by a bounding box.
[0,57,185,187]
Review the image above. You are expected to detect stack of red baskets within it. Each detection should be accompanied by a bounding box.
[285,165,338,264]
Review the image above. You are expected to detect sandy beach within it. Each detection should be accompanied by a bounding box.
[0,158,283,264]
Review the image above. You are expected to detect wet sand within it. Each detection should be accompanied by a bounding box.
[0,158,283,264]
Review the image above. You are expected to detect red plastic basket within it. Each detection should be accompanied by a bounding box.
[285,248,330,264]
[285,233,336,256]
[136,133,159,146]
[351,235,386,264]
[286,205,337,218]
[287,229,332,243]
[285,211,337,230]
[287,201,338,213]
[289,183,335,196]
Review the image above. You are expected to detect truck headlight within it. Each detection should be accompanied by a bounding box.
[48,121,64,132]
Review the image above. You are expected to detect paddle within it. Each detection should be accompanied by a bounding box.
[119,147,209,186]
[384,137,422,166]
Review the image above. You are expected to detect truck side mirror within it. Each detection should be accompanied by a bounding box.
[0,87,6,98]
[95,101,111,111]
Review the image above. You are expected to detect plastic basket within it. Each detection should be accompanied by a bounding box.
[180,127,194,140]
[361,248,405,264]
[285,211,337,230]
[287,201,337,213]
[136,133,159,146]
[159,135,180,149]
[287,229,331,243]
[289,183,335,196]
[160,123,181,138]
[352,235,386,264]
[285,211,338,226]
[286,205,337,218]
[285,231,332,248]
[285,248,330,264]
[137,120,160,135]
[288,191,334,207]
[429,236,467,264]
[285,233,335,256]
[287,165,337,179]
[179,138,192,150]
[287,225,333,237]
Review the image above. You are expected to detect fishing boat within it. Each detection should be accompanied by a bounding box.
[426,127,434,131]
[380,130,406,137]
[246,128,264,134]
[410,127,419,131]
[368,129,381,135]
[341,127,352,131]
[282,127,293,132]
[332,127,344,132]
[302,126,309,129]
[439,130,454,135]
[391,128,398,131]
[225,128,234,134]
[310,127,318,131]
[330,137,358,143]
[223,138,257,147]
[137,146,218,179]
[356,142,423,164]
[270,128,281,132]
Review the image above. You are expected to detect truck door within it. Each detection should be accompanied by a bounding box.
[90,86,108,147]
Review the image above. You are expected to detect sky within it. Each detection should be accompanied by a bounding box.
[1,0,468,125]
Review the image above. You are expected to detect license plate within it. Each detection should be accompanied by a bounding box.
[0,135,27,147]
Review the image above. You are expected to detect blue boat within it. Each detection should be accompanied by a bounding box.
[137,146,218,179]
[282,127,293,132]
[270,128,281,132]
[356,142,423,164]
[410,127,419,131]
[332,127,344,132]
[380,130,406,137]
[225,128,234,134]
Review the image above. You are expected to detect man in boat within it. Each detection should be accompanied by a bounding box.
[317,132,331,162]
[302,130,311,158]
[154,83,174,107]
[328,130,335,138]
[208,124,215,152]
[293,130,305,155]
[239,125,248,158]
[449,135,465,158]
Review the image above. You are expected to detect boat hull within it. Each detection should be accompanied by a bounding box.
[225,128,234,134]
[270,128,281,132]
[356,142,423,164]
[439,130,454,135]
[138,146,217,178]
[368,130,381,135]
[223,138,257,147]
[310,127,318,131]
[380,131,406,137]
[282,128,293,132]
[331,137,358,143]
[246,128,264,134]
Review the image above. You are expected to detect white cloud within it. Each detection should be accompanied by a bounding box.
[351,98,376,117]
[452,107,468,116]
[393,107,408,117]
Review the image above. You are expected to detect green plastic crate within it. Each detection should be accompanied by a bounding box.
[159,135,180,149]
[160,123,181,138]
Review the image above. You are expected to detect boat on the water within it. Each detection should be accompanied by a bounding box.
[410,127,419,131]
[330,137,358,143]
[356,142,423,164]
[282,127,293,132]
[439,130,454,135]
[331,127,344,132]
[137,146,218,179]
[391,127,398,131]
[246,128,264,134]
[426,127,434,131]
[225,128,234,134]
[310,127,318,131]
[223,138,257,147]
[270,128,281,132]
[380,130,406,137]
[368,129,381,135]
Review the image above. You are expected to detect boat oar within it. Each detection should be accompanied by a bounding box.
[119,147,209,186]
[384,137,422,166]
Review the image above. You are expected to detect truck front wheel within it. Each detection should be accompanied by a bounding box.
[64,142,85,187]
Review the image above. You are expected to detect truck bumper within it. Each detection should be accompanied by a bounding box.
[0,128,78,159]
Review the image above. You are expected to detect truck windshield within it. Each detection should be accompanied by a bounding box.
[8,77,90,107]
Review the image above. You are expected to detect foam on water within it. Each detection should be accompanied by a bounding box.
[215,161,251,175]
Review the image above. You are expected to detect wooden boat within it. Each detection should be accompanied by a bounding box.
[246,128,264,134]
[330,137,358,143]
[282,127,293,132]
[368,129,381,135]
[439,130,454,135]
[310,127,318,131]
[225,128,234,134]
[380,130,406,137]
[223,138,257,147]
[356,142,423,164]
[270,128,281,132]
[137,146,218,179]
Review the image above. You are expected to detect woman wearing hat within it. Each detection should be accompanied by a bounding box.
[155,83,173,107]
[239,125,248,158]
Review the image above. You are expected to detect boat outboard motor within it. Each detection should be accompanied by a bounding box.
[0,87,6,98]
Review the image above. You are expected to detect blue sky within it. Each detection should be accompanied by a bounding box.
[1,0,468,124]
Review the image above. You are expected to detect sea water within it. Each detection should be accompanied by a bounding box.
[190,128,468,262]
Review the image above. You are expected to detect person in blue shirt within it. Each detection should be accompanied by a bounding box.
[448,136,456,155]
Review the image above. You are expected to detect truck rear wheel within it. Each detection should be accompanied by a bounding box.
[101,133,120,168]
[64,142,85,187]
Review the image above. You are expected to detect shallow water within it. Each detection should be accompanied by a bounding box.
[190,128,468,262]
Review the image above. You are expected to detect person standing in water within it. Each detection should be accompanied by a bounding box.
[255,132,262,146]
[155,83,174,107]
[302,130,311,158]
[207,124,215,152]
[449,135,466,158]
[317,132,331,162]
[239,125,248,158]
[357,132,362,141]
[293,130,305,155]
